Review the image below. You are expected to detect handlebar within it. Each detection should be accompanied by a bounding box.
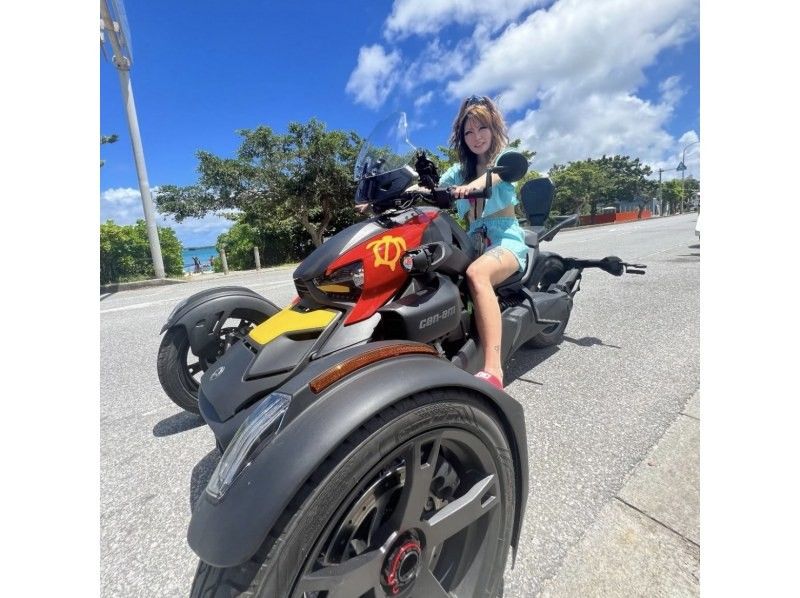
[563,256,647,276]
[410,185,487,209]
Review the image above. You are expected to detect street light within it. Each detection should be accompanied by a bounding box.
[100,0,165,279]
[678,140,700,214]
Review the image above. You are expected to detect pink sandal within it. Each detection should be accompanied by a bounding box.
[475,370,503,390]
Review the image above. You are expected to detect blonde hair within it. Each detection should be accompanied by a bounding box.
[449,96,509,181]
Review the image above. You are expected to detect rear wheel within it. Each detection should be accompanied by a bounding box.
[157,308,268,413]
[526,256,569,348]
[190,390,516,597]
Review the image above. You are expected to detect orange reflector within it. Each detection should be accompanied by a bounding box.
[310,344,438,394]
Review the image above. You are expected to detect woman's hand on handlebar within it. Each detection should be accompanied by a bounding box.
[451,184,480,200]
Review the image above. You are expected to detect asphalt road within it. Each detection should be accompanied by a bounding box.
[100,213,699,597]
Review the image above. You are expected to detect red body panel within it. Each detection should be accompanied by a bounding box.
[327,212,437,324]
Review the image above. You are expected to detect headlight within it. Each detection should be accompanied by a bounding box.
[205,392,292,501]
[313,261,364,301]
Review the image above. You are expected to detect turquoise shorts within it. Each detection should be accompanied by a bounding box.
[468,217,528,272]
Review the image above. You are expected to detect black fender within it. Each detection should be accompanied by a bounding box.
[161,286,280,355]
[188,341,529,569]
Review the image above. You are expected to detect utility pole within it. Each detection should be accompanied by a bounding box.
[100,0,165,278]
[678,140,700,215]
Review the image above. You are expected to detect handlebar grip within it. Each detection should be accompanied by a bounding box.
[432,188,454,209]
[465,188,488,199]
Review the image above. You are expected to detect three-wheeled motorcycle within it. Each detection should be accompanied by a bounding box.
[160,113,645,597]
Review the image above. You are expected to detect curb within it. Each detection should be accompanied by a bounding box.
[100,264,298,294]
[536,389,700,597]
[100,278,186,294]
[546,213,690,234]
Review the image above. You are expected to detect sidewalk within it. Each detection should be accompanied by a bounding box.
[99,264,297,294]
[540,390,700,597]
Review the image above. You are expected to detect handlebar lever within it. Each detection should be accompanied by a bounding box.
[623,263,647,275]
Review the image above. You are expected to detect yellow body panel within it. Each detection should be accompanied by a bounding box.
[248,307,337,346]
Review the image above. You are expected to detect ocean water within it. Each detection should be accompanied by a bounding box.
[182,246,218,272]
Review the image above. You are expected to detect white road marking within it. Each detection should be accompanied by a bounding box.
[141,407,168,417]
[637,241,692,260]
[100,298,179,314]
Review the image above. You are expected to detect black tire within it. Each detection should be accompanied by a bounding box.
[525,256,569,349]
[190,389,516,597]
[157,308,269,413]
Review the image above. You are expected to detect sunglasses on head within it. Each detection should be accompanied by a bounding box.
[465,94,489,107]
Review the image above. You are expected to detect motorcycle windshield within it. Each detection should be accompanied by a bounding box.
[353,111,416,181]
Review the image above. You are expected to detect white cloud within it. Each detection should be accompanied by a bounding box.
[509,91,677,172]
[399,37,474,94]
[448,0,697,107]
[413,91,434,109]
[659,75,685,107]
[345,45,402,109]
[101,187,140,205]
[445,0,698,172]
[100,186,233,245]
[385,0,546,39]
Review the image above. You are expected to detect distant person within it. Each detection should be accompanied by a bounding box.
[193,256,201,273]
[209,257,214,270]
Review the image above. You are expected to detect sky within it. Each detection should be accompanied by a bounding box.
[101,0,700,247]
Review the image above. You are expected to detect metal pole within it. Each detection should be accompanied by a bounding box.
[680,163,685,214]
[117,68,165,278]
[658,168,663,215]
[101,1,165,279]
[679,141,700,216]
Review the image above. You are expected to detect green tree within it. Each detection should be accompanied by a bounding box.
[101,133,118,168]
[549,161,612,217]
[681,175,700,211]
[548,155,659,220]
[594,155,656,204]
[660,179,685,214]
[659,177,700,214]
[156,118,362,251]
[100,220,183,284]
[592,155,657,217]
[214,211,316,271]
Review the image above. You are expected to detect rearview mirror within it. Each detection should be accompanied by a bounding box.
[490,151,529,182]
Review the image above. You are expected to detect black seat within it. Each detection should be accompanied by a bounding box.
[520,177,555,227]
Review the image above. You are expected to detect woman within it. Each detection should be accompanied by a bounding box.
[439,95,528,389]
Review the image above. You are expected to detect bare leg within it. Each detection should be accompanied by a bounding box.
[466,247,520,383]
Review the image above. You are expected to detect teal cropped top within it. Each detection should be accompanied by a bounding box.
[438,155,519,220]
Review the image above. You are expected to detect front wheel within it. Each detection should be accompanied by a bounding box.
[157,308,269,413]
[190,389,516,597]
